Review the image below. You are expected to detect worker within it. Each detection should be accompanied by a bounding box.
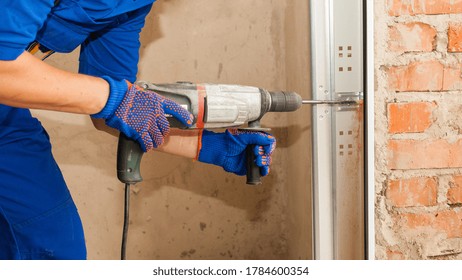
[0,1,276,260]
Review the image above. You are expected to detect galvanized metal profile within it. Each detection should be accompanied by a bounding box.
[332,0,365,260]
[310,0,335,260]
[310,0,366,260]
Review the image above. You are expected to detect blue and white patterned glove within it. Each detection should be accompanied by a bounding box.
[197,129,276,176]
[92,77,194,152]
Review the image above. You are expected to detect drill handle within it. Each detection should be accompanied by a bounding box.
[117,134,144,185]
[245,120,263,185]
[246,145,262,185]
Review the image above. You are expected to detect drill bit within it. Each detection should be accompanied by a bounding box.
[302,100,358,105]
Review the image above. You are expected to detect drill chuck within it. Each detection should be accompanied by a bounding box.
[268,91,303,112]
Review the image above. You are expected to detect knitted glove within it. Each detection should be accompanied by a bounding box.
[92,76,194,152]
[197,129,276,176]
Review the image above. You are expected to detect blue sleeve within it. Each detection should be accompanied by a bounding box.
[78,4,153,82]
[0,0,54,60]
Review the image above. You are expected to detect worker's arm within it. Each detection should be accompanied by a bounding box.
[0,50,198,158]
[0,0,108,113]
[92,118,200,159]
[0,51,108,115]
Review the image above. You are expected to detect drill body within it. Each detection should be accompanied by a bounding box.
[136,81,302,129]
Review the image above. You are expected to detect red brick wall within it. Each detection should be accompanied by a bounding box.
[376,0,462,259]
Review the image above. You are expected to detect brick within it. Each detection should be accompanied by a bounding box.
[388,139,462,170]
[386,0,415,16]
[388,61,462,92]
[448,176,462,204]
[388,102,435,133]
[389,23,436,53]
[387,0,462,16]
[402,212,432,228]
[387,61,443,92]
[386,249,405,260]
[448,23,462,52]
[443,64,462,90]
[401,210,462,238]
[387,177,438,207]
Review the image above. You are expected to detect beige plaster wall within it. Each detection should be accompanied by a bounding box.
[32,0,311,260]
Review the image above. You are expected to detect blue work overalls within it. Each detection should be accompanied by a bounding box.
[0,0,154,259]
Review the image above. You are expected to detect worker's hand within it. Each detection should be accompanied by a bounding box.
[92,77,194,152]
[197,129,276,176]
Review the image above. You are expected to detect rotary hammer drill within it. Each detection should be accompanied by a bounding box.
[117,81,304,186]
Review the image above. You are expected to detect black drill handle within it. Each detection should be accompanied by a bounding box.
[246,145,262,185]
[245,121,263,185]
[117,133,144,184]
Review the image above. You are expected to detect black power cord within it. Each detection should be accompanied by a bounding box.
[121,183,131,260]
